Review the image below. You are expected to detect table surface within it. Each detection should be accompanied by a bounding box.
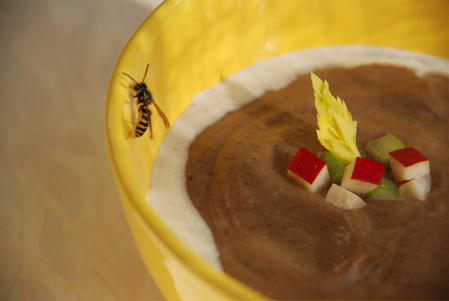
[0,1,166,300]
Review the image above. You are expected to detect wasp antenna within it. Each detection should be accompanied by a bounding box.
[122,72,137,84]
[142,63,150,82]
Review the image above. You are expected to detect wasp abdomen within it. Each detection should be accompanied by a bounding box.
[135,105,151,137]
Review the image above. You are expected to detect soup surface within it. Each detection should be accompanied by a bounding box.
[150,46,449,299]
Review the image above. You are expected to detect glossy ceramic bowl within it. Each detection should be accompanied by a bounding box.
[105,0,448,299]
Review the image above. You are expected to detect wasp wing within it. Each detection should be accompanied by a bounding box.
[152,100,170,129]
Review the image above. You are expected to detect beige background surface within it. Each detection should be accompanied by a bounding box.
[0,0,166,300]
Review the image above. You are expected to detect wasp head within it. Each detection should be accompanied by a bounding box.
[133,82,148,92]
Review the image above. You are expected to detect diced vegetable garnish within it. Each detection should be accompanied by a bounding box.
[326,183,366,210]
[286,75,432,207]
[400,174,431,201]
[318,152,346,184]
[389,147,430,181]
[365,177,403,200]
[366,133,405,165]
[341,157,385,195]
[287,147,330,192]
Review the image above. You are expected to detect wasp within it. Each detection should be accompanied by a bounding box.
[122,64,170,138]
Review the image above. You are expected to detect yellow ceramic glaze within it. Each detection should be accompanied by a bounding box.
[105,0,448,299]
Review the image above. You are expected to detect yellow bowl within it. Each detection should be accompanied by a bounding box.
[105,0,448,299]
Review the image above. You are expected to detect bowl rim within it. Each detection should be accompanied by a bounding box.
[105,0,449,299]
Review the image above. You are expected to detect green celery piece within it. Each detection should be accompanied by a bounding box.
[365,177,403,200]
[318,152,346,185]
[366,133,405,165]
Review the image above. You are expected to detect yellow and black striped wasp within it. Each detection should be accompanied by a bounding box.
[122,64,170,138]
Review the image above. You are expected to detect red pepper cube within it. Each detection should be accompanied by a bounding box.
[389,147,429,181]
[341,157,385,195]
[287,147,330,192]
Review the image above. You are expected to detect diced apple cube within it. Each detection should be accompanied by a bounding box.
[287,147,330,192]
[365,133,405,165]
[389,147,429,181]
[400,174,431,201]
[326,183,366,209]
[341,157,385,195]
